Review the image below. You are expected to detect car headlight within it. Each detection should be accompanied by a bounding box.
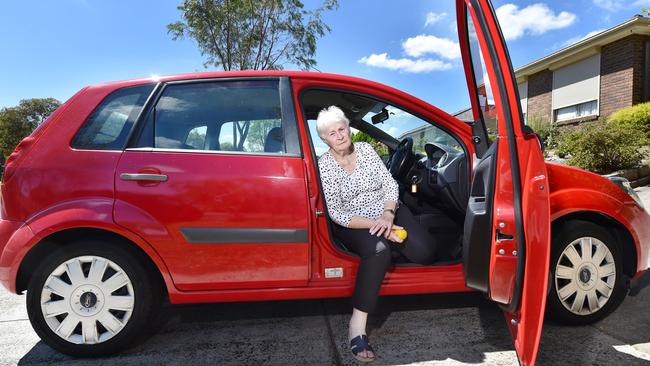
[608,176,645,209]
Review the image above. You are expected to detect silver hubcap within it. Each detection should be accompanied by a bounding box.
[555,237,615,316]
[40,256,135,344]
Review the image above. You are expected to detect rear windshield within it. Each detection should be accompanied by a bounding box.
[71,84,155,150]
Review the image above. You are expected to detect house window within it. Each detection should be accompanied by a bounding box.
[554,100,598,122]
[552,54,600,122]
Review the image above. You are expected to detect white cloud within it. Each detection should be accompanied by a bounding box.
[563,28,606,47]
[593,0,623,11]
[358,53,452,73]
[157,96,195,112]
[495,3,577,40]
[449,20,458,33]
[593,0,650,11]
[402,35,461,59]
[424,12,447,27]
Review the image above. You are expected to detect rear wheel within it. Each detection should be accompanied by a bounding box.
[26,240,160,357]
[547,220,627,325]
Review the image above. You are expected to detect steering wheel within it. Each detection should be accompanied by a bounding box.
[388,137,414,181]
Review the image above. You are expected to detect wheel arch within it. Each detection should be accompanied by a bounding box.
[16,227,169,301]
[551,211,636,279]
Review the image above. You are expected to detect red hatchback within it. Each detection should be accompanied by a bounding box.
[1,1,648,364]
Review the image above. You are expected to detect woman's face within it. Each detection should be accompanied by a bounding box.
[322,121,352,151]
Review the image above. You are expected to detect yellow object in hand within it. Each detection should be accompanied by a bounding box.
[392,228,408,241]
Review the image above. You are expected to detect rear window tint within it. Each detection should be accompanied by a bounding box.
[71,84,155,150]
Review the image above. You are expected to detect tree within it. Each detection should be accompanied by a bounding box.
[352,131,389,157]
[0,98,60,159]
[167,0,338,71]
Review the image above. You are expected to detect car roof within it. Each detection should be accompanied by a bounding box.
[88,70,373,91]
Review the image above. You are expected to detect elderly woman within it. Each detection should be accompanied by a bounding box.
[316,105,436,362]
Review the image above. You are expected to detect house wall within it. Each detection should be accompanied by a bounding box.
[599,34,648,117]
[526,69,553,122]
[522,34,650,123]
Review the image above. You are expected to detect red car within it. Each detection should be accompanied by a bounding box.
[0,1,648,364]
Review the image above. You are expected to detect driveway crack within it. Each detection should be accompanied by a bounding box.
[321,301,343,366]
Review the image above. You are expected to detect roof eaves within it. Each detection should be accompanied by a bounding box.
[514,15,650,81]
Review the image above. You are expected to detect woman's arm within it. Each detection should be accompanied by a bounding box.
[347,216,376,229]
[320,174,354,227]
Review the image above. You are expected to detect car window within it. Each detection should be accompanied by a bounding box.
[71,84,155,150]
[152,80,285,153]
[466,8,498,138]
[185,125,207,149]
[218,119,282,152]
[303,90,462,159]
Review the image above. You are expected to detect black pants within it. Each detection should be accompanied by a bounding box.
[332,205,436,313]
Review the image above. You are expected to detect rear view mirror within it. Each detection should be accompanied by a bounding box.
[372,108,389,124]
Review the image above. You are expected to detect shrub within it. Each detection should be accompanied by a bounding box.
[555,122,647,174]
[608,102,650,138]
[526,114,559,149]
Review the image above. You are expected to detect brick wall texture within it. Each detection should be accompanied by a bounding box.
[526,69,553,122]
[600,34,649,117]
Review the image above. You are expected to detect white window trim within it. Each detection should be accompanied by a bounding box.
[553,100,599,122]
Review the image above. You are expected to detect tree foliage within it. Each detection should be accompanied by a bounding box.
[352,131,389,158]
[556,122,647,174]
[168,0,338,71]
[608,102,650,139]
[0,98,60,159]
[527,114,560,149]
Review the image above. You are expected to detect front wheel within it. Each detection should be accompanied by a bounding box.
[547,220,627,325]
[26,241,160,357]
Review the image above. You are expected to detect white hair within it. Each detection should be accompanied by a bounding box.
[316,105,350,140]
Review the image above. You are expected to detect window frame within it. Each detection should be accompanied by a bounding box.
[297,86,470,173]
[125,77,302,157]
[70,83,157,151]
[553,99,599,123]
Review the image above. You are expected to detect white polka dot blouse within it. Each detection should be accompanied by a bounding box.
[318,142,399,227]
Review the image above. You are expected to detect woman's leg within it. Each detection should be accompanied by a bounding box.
[393,205,437,265]
[332,224,392,313]
[333,225,391,360]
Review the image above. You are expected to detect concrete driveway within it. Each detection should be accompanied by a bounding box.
[1,187,649,365]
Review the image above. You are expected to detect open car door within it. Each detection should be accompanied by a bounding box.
[457,1,551,365]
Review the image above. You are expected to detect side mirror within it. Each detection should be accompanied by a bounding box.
[522,124,545,153]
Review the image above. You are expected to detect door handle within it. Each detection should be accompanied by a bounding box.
[120,173,168,182]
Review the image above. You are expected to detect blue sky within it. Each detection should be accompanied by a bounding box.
[1,0,647,116]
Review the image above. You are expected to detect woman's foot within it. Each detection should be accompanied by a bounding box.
[350,334,375,362]
[349,308,374,361]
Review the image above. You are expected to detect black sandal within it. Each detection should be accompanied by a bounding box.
[350,334,376,363]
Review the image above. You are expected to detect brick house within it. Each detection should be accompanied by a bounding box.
[516,15,650,125]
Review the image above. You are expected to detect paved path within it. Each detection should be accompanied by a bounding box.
[0,187,649,365]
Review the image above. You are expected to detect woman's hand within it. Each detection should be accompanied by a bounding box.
[387,225,405,244]
[369,212,395,239]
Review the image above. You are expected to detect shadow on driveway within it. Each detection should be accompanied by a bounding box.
[17,289,650,365]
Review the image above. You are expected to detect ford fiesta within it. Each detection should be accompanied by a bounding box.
[0,1,648,365]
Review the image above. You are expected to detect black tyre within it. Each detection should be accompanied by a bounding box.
[26,240,161,357]
[547,220,627,325]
